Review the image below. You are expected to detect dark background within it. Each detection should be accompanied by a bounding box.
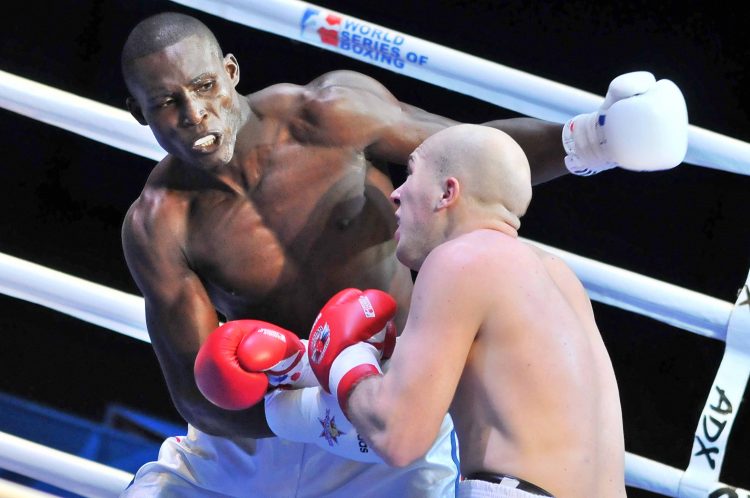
[1,1,748,496]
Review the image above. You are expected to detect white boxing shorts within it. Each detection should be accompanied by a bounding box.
[458,475,553,498]
[121,413,458,497]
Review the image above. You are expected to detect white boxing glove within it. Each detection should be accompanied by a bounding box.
[562,71,688,175]
[265,385,383,463]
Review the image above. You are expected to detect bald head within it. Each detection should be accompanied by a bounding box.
[121,12,222,89]
[423,124,532,221]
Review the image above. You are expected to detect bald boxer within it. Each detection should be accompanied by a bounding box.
[310,125,627,497]
[120,10,684,497]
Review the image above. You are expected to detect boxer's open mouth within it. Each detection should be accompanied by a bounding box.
[192,133,221,153]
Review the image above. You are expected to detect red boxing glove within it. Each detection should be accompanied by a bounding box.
[308,289,397,407]
[194,320,306,410]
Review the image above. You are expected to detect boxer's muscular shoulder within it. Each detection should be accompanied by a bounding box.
[124,173,189,260]
[248,72,400,146]
[248,71,394,102]
[433,232,524,270]
[303,71,400,117]
[304,72,402,145]
[529,244,577,285]
[425,235,541,303]
[307,70,399,100]
[248,82,307,117]
[527,243,591,310]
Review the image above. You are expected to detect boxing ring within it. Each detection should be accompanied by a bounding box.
[1,0,749,496]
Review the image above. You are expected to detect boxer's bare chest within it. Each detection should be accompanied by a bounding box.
[182,123,398,327]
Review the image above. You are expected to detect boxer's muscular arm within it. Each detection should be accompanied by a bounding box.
[346,243,487,467]
[300,70,565,185]
[483,117,567,184]
[122,200,273,438]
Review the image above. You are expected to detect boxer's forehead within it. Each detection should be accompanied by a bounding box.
[409,142,439,176]
[128,35,222,94]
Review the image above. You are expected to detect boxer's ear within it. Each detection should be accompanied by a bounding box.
[437,177,459,210]
[223,53,240,87]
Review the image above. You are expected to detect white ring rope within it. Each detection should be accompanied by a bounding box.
[0,430,133,498]
[0,253,148,343]
[525,240,736,342]
[0,71,164,162]
[0,244,734,347]
[0,477,60,498]
[0,1,748,496]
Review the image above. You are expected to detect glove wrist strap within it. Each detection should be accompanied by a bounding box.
[562,113,618,176]
[329,343,382,415]
[267,340,318,389]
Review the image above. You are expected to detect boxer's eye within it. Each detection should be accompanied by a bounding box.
[154,98,175,109]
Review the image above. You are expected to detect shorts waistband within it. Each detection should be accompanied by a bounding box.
[464,472,553,497]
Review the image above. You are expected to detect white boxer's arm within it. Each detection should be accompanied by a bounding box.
[264,386,383,463]
[562,71,688,175]
[345,246,484,467]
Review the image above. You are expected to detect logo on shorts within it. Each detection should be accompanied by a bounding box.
[358,295,375,318]
[309,322,331,365]
[357,433,369,453]
[319,408,346,446]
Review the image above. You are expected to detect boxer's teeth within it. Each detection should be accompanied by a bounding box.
[194,135,216,147]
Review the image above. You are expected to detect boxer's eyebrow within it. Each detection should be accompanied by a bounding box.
[190,71,217,87]
[190,72,216,87]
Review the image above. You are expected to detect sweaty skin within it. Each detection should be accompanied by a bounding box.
[347,126,626,497]
[121,34,566,438]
